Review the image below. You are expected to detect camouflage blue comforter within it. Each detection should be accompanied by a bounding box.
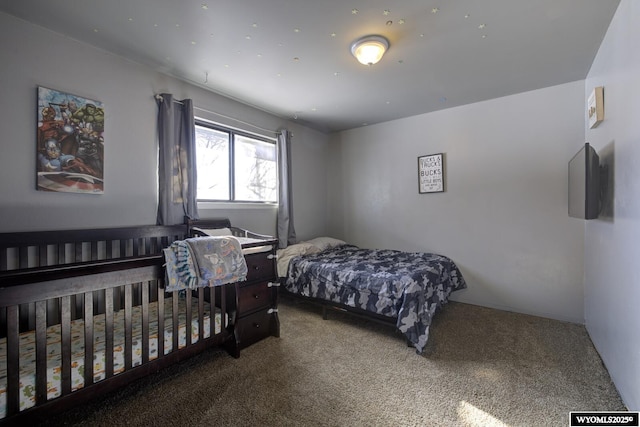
[284,245,467,354]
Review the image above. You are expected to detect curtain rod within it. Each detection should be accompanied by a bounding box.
[154,94,279,136]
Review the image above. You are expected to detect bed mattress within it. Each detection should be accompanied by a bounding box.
[0,296,224,418]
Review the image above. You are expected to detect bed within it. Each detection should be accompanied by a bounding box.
[0,225,236,424]
[277,237,467,354]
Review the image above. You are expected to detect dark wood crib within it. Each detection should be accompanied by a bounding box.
[0,225,237,425]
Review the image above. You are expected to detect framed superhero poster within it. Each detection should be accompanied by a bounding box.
[36,86,104,193]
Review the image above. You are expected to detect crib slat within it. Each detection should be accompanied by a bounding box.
[19,302,35,332]
[84,292,94,387]
[132,238,139,257]
[61,296,72,396]
[172,292,179,353]
[35,300,47,405]
[105,287,114,378]
[106,240,113,260]
[142,237,149,255]
[220,285,227,329]
[209,287,216,336]
[124,284,132,370]
[45,299,58,329]
[74,242,82,263]
[157,286,165,357]
[141,282,149,365]
[39,244,47,267]
[0,307,5,341]
[198,288,204,341]
[150,237,158,256]
[0,247,7,271]
[19,246,28,269]
[91,241,98,261]
[185,291,192,347]
[57,242,65,265]
[6,305,20,417]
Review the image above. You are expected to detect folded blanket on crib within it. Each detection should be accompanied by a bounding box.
[163,236,248,291]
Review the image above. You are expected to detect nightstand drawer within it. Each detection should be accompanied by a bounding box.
[237,281,274,314]
[245,253,275,281]
[235,309,277,348]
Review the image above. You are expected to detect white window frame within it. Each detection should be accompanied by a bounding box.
[194,119,278,205]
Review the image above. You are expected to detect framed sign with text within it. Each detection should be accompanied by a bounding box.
[418,153,444,194]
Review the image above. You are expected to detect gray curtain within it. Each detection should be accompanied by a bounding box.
[277,129,296,248]
[156,93,199,225]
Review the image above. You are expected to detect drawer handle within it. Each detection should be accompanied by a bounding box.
[253,265,260,270]
[253,322,261,328]
[267,282,280,288]
[268,308,278,314]
[253,294,260,299]
[267,254,278,260]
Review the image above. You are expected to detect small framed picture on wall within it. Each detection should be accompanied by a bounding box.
[418,153,445,194]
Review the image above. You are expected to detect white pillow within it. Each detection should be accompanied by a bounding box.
[277,242,321,258]
[305,237,346,252]
[276,242,322,277]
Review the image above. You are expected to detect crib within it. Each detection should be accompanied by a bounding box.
[0,225,237,425]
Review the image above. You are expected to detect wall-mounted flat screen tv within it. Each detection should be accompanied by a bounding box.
[568,142,600,219]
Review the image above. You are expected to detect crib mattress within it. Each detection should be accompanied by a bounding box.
[0,297,224,418]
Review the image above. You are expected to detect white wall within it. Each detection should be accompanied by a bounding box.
[584,0,639,410]
[3,3,635,409]
[329,81,587,324]
[0,12,329,237]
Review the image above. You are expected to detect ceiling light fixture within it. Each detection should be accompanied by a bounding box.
[350,35,389,66]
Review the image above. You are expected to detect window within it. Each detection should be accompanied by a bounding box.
[195,121,277,203]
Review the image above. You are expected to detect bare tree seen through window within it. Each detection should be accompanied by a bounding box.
[235,136,276,201]
[195,123,276,202]
[195,125,229,200]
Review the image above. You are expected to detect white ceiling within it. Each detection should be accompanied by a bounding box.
[0,0,620,133]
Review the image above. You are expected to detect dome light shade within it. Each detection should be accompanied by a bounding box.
[350,35,389,65]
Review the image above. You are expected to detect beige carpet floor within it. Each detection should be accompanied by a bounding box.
[42,295,625,427]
